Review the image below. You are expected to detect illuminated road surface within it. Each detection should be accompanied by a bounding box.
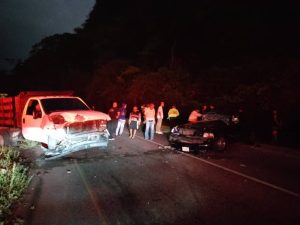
[16,131,300,225]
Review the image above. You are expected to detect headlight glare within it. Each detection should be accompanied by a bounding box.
[203,132,214,139]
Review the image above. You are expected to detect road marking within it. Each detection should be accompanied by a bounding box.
[185,153,300,198]
[135,134,300,198]
[75,162,109,224]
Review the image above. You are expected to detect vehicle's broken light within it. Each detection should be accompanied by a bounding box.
[97,119,107,129]
[203,132,214,139]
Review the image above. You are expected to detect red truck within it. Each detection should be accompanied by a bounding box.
[0,91,110,159]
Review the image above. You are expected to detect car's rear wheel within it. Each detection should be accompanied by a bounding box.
[213,137,227,152]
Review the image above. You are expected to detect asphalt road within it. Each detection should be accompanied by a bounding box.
[15,130,300,225]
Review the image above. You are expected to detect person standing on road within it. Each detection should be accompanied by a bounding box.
[144,103,156,140]
[188,109,202,123]
[140,103,148,133]
[116,103,127,136]
[156,101,164,134]
[168,105,180,129]
[128,106,141,139]
[107,102,119,140]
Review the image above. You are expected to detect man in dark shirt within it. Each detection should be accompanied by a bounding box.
[107,102,119,140]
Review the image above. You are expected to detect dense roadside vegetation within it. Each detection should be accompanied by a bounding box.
[0,146,31,225]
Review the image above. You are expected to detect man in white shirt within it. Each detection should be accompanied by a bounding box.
[156,101,164,134]
[144,103,156,140]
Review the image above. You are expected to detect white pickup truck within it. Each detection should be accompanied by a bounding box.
[0,91,110,159]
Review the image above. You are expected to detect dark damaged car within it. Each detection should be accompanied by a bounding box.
[169,119,236,153]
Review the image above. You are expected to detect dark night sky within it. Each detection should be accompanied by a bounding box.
[0,0,95,71]
[1,0,299,72]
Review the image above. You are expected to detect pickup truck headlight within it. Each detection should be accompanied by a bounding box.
[97,119,107,131]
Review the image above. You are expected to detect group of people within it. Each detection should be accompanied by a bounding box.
[107,102,133,140]
[188,104,216,123]
[107,101,222,141]
[106,101,180,141]
[106,101,284,146]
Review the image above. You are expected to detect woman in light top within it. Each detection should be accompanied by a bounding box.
[128,106,141,139]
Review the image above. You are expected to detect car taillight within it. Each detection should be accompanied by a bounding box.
[203,132,214,139]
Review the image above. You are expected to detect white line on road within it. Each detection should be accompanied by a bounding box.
[135,134,300,198]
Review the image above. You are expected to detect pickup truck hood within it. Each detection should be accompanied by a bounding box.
[49,110,111,123]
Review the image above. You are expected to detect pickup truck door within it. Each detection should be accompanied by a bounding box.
[22,99,47,143]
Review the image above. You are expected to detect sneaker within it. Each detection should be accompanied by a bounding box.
[108,138,115,140]
[156,131,163,134]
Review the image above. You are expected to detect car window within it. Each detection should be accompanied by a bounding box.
[26,100,38,116]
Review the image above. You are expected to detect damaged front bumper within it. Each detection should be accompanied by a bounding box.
[43,119,109,159]
[169,134,212,152]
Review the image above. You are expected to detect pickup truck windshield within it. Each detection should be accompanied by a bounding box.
[41,98,90,114]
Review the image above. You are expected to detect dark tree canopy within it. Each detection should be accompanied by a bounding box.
[2,0,299,145]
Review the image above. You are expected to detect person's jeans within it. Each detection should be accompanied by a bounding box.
[116,119,126,136]
[145,120,155,140]
[108,120,118,138]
